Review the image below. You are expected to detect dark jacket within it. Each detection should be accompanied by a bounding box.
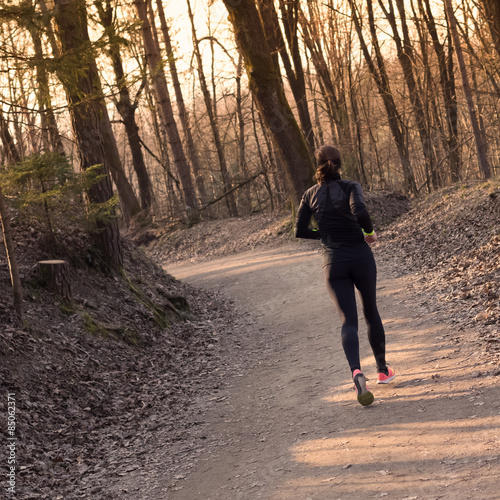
[295,175,373,258]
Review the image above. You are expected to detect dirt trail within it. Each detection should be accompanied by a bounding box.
[164,243,500,500]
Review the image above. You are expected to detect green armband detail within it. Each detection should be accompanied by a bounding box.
[362,230,374,236]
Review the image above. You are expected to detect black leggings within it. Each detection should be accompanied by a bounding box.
[324,253,387,374]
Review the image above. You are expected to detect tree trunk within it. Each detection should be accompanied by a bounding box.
[99,110,142,223]
[95,0,153,213]
[299,8,353,152]
[419,0,460,183]
[53,0,123,270]
[49,0,140,225]
[481,0,500,58]
[0,186,23,321]
[37,260,72,302]
[251,99,275,212]
[222,0,314,209]
[187,0,238,216]
[381,0,439,189]
[155,0,208,206]
[236,54,252,214]
[134,0,199,219]
[0,109,21,165]
[444,0,491,179]
[257,0,315,152]
[28,24,65,155]
[349,0,417,193]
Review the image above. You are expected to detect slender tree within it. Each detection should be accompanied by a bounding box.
[134,0,199,220]
[95,0,153,213]
[444,0,491,179]
[222,0,314,209]
[187,0,238,216]
[155,0,208,205]
[349,0,417,193]
[49,0,141,225]
[380,0,439,188]
[481,0,500,58]
[257,0,315,152]
[418,0,460,182]
[0,111,23,321]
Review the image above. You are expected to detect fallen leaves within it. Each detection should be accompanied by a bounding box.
[378,180,500,356]
[0,235,242,500]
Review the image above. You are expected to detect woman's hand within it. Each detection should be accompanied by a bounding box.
[364,231,378,244]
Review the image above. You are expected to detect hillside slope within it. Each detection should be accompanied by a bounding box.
[378,179,499,350]
[0,226,239,499]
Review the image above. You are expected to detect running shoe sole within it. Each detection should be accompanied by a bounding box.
[353,372,374,406]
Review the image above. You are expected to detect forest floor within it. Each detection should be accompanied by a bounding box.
[138,179,500,500]
[1,181,499,499]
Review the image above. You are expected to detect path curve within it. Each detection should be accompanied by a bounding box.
[165,243,500,500]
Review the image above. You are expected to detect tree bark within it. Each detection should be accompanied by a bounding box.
[222,0,314,209]
[134,0,199,219]
[95,0,153,213]
[349,0,417,193]
[53,0,123,270]
[257,0,315,152]
[444,0,491,179]
[37,260,72,302]
[155,0,208,205]
[187,0,238,216]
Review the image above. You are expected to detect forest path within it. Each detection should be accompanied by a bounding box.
[165,243,500,500]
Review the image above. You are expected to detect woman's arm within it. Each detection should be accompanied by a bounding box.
[349,183,374,235]
[295,197,321,240]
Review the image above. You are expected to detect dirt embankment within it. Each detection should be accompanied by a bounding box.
[378,179,500,357]
[0,225,239,499]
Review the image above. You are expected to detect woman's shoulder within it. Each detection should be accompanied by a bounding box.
[303,183,322,198]
[337,179,364,193]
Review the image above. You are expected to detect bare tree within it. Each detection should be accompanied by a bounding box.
[380,0,439,189]
[444,0,491,179]
[187,0,238,216]
[222,0,315,209]
[95,0,154,213]
[155,0,208,206]
[257,0,315,151]
[134,0,199,220]
[349,0,417,193]
[0,111,23,321]
[481,0,500,58]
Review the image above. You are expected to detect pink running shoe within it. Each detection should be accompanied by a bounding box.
[353,369,374,406]
[377,367,397,384]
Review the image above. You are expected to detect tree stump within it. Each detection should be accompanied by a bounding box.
[37,260,72,301]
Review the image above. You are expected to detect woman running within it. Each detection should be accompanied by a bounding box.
[295,145,396,406]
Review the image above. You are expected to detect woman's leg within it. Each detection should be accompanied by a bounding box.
[324,264,361,373]
[351,253,388,373]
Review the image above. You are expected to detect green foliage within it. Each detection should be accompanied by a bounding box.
[81,311,108,336]
[0,152,117,239]
[83,193,119,234]
[121,269,171,329]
